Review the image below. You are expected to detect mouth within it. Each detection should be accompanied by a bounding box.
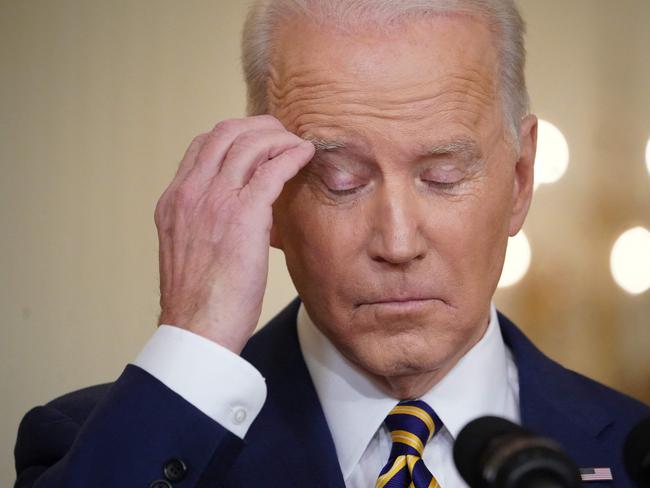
[357,296,440,311]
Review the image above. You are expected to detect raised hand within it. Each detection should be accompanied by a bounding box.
[154,115,315,353]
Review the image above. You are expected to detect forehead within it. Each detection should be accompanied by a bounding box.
[268,13,501,148]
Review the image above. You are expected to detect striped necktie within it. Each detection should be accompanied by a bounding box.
[376,400,443,488]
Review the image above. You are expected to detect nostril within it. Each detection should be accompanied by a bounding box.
[372,250,426,266]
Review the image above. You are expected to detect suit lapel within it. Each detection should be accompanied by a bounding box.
[240,298,346,488]
[498,312,612,436]
[498,313,618,479]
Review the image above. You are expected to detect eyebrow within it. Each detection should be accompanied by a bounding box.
[302,135,481,158]
[303,136,347,152]
[423,138,481,158]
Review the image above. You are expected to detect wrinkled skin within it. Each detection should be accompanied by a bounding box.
[155,12,536,400]
[268,14,537,398]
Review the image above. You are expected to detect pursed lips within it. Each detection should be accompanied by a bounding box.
[356,294,441,307]
[372,297,433,304]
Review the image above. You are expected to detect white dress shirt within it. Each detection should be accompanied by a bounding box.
[133,301,519,487]
[296,302,520,487]
[134,324,267,438]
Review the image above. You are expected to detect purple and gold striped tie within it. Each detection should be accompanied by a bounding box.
[376,400,443,488]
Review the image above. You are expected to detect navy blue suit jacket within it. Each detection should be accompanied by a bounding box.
[15,298,649,487]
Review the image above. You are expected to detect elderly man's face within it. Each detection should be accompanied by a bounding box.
[269,14,536,394]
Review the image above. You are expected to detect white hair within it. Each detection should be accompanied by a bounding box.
[241,0,529,142]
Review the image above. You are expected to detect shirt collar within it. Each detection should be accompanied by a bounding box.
[296,301,517,481]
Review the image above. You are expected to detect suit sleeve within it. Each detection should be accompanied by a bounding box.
[14,365,250,488]
[133,325,267,438]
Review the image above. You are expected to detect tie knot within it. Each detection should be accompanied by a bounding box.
[385,400,442,457]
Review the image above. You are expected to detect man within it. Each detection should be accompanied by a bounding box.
[14,1,648,487]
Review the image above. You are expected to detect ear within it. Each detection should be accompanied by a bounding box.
[508,114,537,236]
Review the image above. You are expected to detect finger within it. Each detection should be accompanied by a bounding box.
[246,141,315,206]
[185,115,284,188]
[174,132,210,181]
[154,132,210,228]
[217,129,306,189]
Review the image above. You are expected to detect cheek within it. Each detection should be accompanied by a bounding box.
[278,186,369,286]
[440,178,512,287]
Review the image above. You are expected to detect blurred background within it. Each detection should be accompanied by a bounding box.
[1,0,648,484]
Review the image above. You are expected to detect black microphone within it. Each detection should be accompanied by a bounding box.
[453,416,581,488]
[624,417,650,488]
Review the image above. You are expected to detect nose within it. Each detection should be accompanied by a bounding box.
[368,182,427,266]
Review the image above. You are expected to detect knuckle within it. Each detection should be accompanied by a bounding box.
[154,191,172,228]
[230,129,302,156]
[212,119,241,137]
[253,114,283,128]
[231,131,259,150]
[191,132,209,146]
[210,116,286,144]
[286,132,306,146]
[154,201,165,226]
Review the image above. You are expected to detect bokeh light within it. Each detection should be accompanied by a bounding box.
[498,231,531,288]
[535,119,569,189]
[610,227,650,295]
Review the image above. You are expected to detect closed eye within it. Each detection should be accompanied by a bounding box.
[420,163,467,190]
[311,160,369,195]
[422,180,461,190]
[420,171,464,188]
[327,184,366,196]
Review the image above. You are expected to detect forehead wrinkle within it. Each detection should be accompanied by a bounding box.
[276,94,488,134]
[268,62,352,90]
[271,70,493,109]
[286,102,485,140]
[270,74,496,134]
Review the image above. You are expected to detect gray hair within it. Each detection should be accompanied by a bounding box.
[241,0,529,142]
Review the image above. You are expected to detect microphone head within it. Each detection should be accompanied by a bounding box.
[454,416,524,487]
[624,417,650,488]
[454,416,581,488]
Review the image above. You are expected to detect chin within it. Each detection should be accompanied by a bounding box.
[347,334,448,379]
[353,347,448,399]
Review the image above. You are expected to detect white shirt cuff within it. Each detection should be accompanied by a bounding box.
[132,324,267,438]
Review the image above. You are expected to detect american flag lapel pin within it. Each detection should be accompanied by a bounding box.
[580,467,613,482]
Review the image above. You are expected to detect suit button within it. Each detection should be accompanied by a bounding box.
[149,481,172,488]
[163,458,188,482]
